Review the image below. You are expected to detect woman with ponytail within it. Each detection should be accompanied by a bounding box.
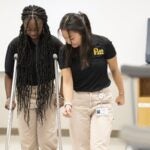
[58,12,125,150]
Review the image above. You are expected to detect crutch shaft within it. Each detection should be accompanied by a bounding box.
[5,53,18,150]
[53,53,63,150]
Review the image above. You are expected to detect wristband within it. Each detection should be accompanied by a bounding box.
[64,102,72,108]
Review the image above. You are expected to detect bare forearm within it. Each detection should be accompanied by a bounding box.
[5,74,12,98]
[61,68,73,103]
[63,78,73,103]
[111,70,124,96]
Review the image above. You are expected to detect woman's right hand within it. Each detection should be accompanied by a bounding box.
[5,98,16,110]
[63,104,72,118]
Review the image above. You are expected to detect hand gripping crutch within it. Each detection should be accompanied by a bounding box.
[53,53,63,150]
[5,53,18,150]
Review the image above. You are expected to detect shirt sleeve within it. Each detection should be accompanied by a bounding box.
[58,46,70,69]
[5,39,17,78]
[104,40,116,59]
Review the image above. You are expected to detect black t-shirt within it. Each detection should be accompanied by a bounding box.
[59,34,116,92]
[5,35,63,85]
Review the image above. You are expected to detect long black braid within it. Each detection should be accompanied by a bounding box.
[16,5,55,123]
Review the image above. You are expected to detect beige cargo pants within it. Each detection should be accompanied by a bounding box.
[17,87,57,150]
[70,87,114,150]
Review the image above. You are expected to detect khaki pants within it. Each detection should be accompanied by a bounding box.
[70,87,113,150]
[17,87,57,150]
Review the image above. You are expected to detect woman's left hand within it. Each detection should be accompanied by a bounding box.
[115,95,125,105]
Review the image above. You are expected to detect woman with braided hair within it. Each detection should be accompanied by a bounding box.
[4,5,63,150]
[58,12,125,150]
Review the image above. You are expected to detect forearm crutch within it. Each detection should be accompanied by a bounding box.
[5,53,18,150]
[53,53,63,150]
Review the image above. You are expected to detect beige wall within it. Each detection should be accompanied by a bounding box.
[0,72,138,130]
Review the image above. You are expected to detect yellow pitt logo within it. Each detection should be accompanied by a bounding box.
[93,48,104,56]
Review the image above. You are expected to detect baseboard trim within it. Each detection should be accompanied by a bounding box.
[0,128,120,137]
[0,128,19,135]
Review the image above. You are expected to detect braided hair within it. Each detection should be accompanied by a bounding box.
[17,5,55,123]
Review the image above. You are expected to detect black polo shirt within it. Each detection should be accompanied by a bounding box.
[5,35,63,85]
[59,34,116,92]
